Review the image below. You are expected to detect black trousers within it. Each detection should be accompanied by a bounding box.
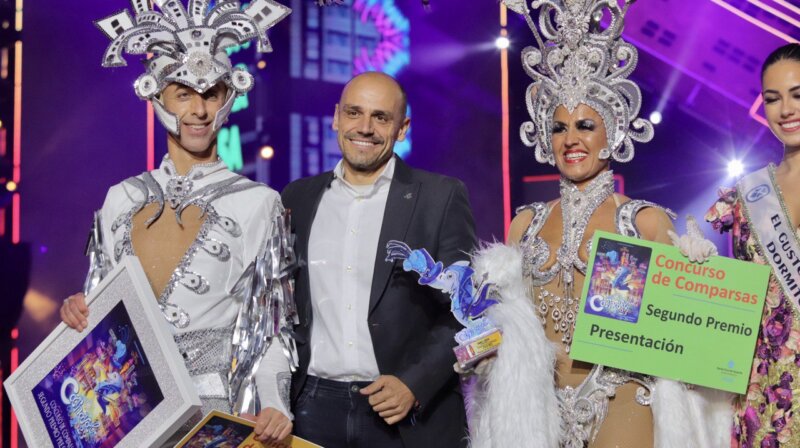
[293,376,406,448]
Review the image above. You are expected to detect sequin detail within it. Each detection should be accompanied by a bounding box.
[175,328,234,413]
[175,327,233,376]
[559,365,654,448]
[166,176,193,209]
[202,238,231,261]
[277,371,292,412]
[218,216,243,237]
[180,271,210,294]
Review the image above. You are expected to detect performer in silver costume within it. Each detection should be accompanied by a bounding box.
[60,0,297,443]
[473,0,733,446]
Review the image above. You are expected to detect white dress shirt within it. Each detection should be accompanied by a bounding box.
[306,157,396,381]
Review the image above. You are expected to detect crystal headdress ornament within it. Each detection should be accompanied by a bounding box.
[504,0,653,165]
[95,0,291,135]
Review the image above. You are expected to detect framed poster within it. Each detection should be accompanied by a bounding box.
[5,256,201,447]
[176,411,322,448]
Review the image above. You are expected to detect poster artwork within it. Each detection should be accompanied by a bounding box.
[32,301,164,448]
[584,237,653,323]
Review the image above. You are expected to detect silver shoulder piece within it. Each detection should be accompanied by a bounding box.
[615,200,676,238]
[83,211,113,295]
[228,203,299,415]
[518,202,559,286]
[517,201,549,245]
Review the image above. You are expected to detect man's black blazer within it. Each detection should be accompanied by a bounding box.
[281,156,476,447]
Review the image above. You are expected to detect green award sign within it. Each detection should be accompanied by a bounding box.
[570,231,770,393]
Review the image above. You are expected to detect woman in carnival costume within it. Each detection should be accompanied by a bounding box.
[59,0,297,444]
[462,0,733,446]
[706,43,800,447]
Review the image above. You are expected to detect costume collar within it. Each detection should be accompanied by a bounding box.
[559,170,616,200]
[160,155,228,181]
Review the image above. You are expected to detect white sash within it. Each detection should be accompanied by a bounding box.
[738,165,800,311]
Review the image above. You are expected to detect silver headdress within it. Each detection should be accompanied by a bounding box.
[95,0,291,135]
[505,0,653,165]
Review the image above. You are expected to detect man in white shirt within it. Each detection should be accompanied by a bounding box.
[282,72,475,448]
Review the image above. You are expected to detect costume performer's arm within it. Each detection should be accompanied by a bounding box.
[231,190,297,418]
[635,206,675,244]
[395,179,476,411]
[84,184,134,294]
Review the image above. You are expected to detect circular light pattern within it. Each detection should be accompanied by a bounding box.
[727,159,744,177]
[260,145,275,160]
[6,180,17,192]
[495,36,510,50]
[257,60,266,70]
[649,111,662,125]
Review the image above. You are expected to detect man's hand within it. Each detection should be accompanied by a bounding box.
[667,215,718,264]
[360,375,416,425]
[60,293,90,332]
[241,408,292,444]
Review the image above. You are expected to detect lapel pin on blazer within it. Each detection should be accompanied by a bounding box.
[404,192,413,200]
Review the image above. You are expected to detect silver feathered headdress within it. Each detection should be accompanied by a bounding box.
[505,0,653,165]
[95,0,291,135]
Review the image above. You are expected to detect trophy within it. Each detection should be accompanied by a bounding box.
[385,241,502,370]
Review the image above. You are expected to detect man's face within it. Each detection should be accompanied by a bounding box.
[332,74,410,175]
[161,82,228,155]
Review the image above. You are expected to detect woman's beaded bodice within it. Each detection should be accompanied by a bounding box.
[517,171,674,447]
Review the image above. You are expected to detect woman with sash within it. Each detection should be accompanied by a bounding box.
[706,43,800,447]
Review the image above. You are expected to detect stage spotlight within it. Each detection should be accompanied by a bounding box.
[6,180,17,192]
[728,159,744,177]
[649,111,662,125]
[257,60,266,70]
[259,145,275,160]
[495,36,510,50]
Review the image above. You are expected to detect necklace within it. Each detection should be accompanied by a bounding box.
[534,171,615,350]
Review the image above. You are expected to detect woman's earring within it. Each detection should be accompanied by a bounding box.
[599,148,611,160]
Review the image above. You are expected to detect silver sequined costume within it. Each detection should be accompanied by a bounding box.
[484,0,734,445]
[85,156,296,421]
[517,171,674,446]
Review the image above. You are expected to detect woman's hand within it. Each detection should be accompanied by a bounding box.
[667,215,718,263]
